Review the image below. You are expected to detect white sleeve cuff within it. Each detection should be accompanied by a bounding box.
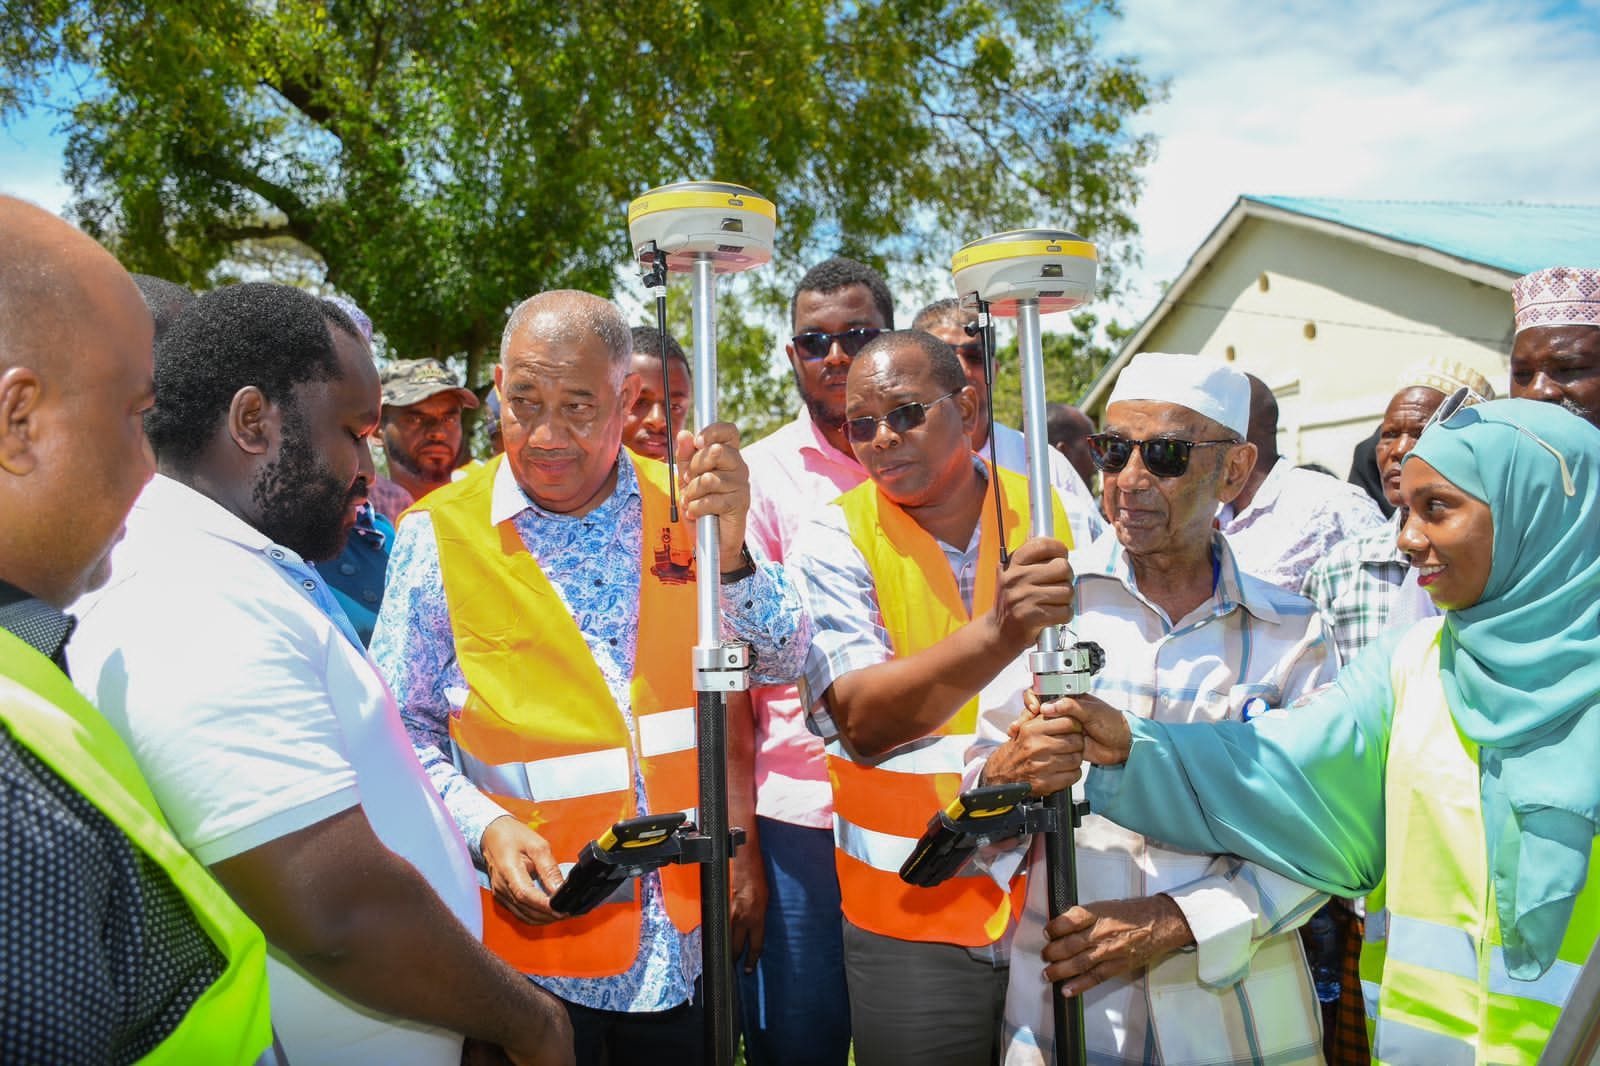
[1164,875,1257,989]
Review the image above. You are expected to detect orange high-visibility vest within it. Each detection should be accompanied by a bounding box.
[418,452,701,978]
[830,461,1071,946]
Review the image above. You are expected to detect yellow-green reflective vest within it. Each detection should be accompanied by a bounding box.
[0,627,273,1064]
[1359,618,1600,1065]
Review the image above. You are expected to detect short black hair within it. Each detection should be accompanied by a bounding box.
[791,256,895,330]
[147,282,362,467]
[629,325,691,373]
[857,330,967,394]
[1046,402,1094,447]
[130,274,196,345]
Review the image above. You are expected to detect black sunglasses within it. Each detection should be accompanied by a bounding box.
[846,392,959,444]
[950,340,985,364]
[1087,432,1238,479]
[791,327,884,361]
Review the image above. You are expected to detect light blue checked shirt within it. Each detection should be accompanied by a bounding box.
[371,454,808,1013]
[968,531,1338,1066]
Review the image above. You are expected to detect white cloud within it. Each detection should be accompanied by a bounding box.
[1100,0,1600,324]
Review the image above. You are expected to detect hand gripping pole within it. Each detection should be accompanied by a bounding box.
[953,229,1099,1066]
[627,182,776,1066]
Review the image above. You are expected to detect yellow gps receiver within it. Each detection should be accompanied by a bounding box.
[627,181,777,276]
[951,228,1097,318]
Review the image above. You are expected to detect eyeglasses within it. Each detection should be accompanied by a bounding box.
[1423,387,1576,496]
[951,340,985,365]
[1087,432,1238,479]
[846,391,959,444]
[791,328,884,361]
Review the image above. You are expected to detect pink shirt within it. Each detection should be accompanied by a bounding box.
[744,409,868,828]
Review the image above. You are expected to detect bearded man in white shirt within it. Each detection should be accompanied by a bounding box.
[69,282,572,1066]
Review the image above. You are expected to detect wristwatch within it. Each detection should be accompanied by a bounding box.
[720,544,758,583]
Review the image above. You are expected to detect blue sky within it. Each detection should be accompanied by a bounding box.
[5,0,1599,328]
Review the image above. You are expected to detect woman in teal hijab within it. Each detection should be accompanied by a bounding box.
[1044,398,1600,1064]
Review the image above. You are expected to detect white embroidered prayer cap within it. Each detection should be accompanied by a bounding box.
[1105,352,1251,438]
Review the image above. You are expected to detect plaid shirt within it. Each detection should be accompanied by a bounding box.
[969,532,1337,1066]
[1300,512,1439,665]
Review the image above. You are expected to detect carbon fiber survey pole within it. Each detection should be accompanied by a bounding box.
[689,252,743,1066]
[952,228,1098,1065]
[1016,295,1088,1066]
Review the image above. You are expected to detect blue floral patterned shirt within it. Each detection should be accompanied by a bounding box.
[371,453,808,1012]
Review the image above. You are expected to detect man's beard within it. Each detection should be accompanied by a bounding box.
[253,407,364,563]
[795,369,847,433]
[385,427,454,483]
[1556,394,1600,429]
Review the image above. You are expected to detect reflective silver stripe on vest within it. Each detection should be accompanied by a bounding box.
[834,814,987,879]
[836,814,916,873]
[824,732,970,776]
[1373,1016,1476,1066]
[1365,907,1388,944]
[1387,913,1477,981]
[1489,946,1581,1009]
[457,744,631,802]
[639,706,695,759]
[1361,979,1381,1020]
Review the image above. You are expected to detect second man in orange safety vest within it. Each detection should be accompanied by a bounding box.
[786,329,1093,1066]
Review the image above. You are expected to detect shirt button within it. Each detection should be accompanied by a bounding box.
[302,579,317,591]
[362,590,381,603]
[340,562,358,576]
[608,637,618,646]
[268,548,286,560]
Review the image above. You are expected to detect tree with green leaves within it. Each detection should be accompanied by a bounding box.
[3,0,1157,435]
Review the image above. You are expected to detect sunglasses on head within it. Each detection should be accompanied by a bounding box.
[791,327,884,361]
[1422,386,1576,496]
[1087,432,1238,479]
[846,391,958,444]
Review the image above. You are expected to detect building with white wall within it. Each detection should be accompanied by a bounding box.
[1084,196,1600,473]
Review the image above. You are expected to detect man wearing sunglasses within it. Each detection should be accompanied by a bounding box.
[1509,266,1600,430]
[912,299,1103,525]
[968,352,1337,1066]
[784,329,1085,1066]
[739,256,898,1066]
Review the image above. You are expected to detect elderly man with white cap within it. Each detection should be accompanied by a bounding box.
[967,352,1337,1066]
[1509,266,1600,429]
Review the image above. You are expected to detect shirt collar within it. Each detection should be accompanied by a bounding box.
[793,405,864,475]
[0,577,74,667]
[1084,530,1283,626]
[140,474,308,561]
[489,449,642,526]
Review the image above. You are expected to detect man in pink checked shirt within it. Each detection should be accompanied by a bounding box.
[740,256,893,1066]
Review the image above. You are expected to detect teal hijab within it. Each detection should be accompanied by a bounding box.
[1408,398,1600,979]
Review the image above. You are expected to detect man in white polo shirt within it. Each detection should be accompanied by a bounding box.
[69,283,572,1066]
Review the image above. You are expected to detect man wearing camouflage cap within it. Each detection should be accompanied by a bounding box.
[371,359,479,523]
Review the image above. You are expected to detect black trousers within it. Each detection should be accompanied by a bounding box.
[561,982,704,1066]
